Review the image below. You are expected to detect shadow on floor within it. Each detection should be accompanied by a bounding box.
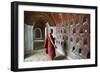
[54,55,67,60]
[24,52,34,59]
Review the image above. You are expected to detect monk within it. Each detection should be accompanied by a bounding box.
[44,29,56,60]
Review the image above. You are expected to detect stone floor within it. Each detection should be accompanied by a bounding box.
[24,49,66,62]
[24,49,85,62]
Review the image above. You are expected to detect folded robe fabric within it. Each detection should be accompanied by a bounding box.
[44,33,56,58]
[44,37,48,54]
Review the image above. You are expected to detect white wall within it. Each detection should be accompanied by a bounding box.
[24,24,33,56]
[0,0,99,73]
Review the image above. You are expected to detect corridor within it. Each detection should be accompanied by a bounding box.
[24,11,90,61]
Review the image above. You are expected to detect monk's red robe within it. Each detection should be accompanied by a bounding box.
[44,33,56,59]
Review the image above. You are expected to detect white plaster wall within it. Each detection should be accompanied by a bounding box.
[24,24,33,55]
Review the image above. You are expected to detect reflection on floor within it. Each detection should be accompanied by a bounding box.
[24,49,67,62]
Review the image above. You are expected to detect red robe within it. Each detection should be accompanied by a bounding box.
[44,33,56,59]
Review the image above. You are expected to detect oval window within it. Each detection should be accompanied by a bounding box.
[78,48,82,54]
[72,46,75,51]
